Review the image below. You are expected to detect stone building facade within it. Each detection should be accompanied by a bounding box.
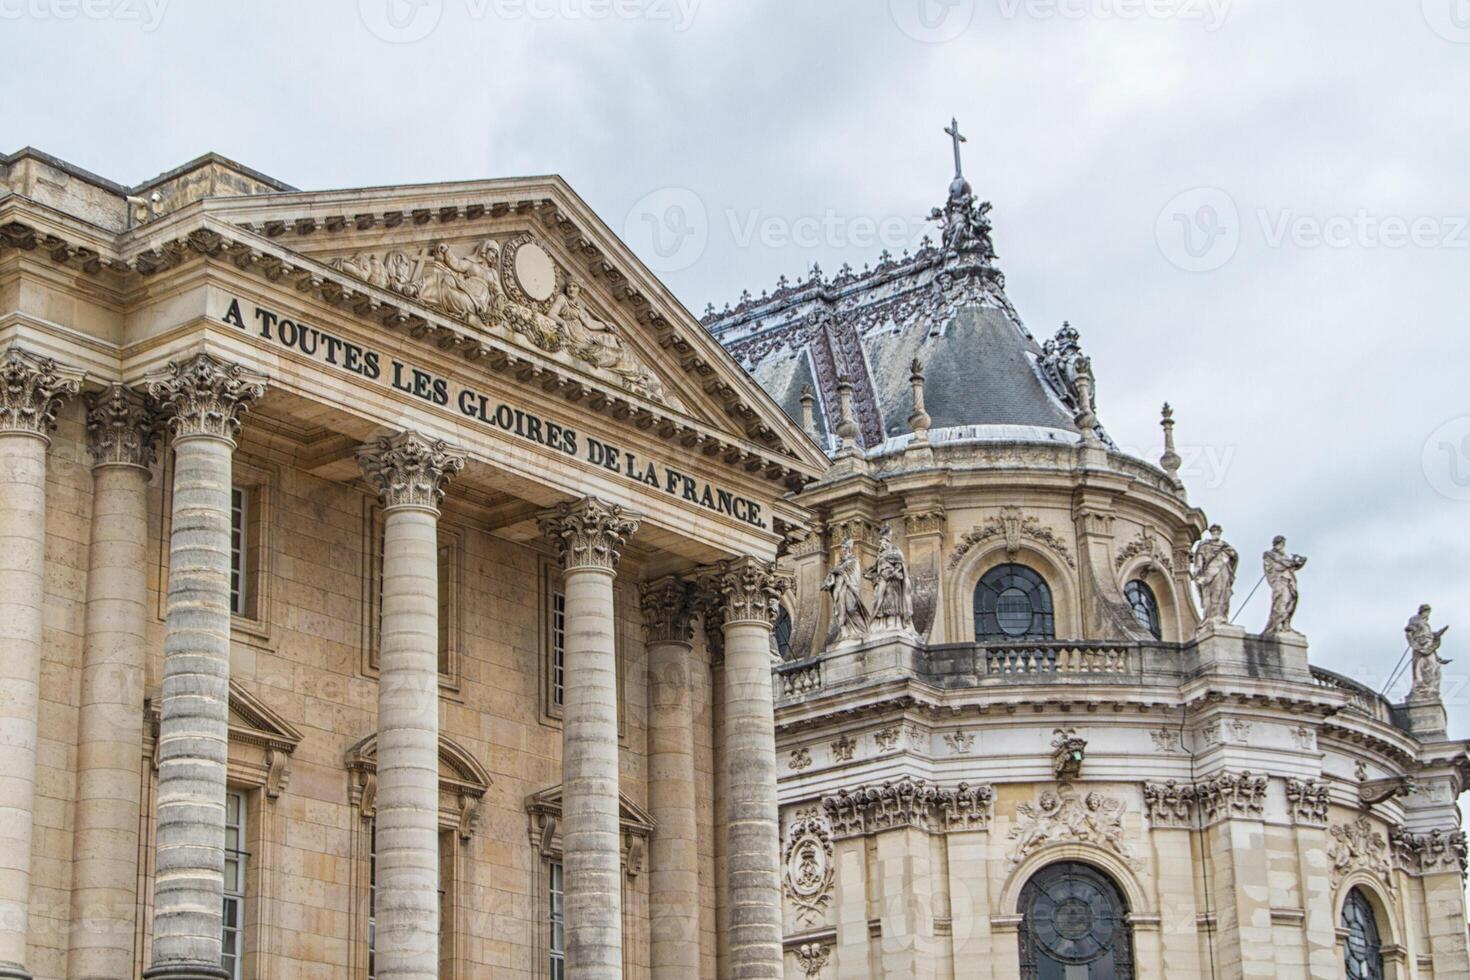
[705,129,1470,979]
[0,147,830,980]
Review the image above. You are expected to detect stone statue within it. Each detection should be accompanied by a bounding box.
[865,525,915,636]
[822,535,870,643]
[1191,524,1238,626]
[1406,604,1451,701]
[1262,535,1307,634]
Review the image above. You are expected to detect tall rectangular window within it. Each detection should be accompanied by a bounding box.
[551,591,566,708]
[222,790,248,980]
[230,487,248,616]
[548,861,566,980]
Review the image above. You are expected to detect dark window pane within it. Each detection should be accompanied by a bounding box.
[975,564,1055,641]
[1019,862,1133,979]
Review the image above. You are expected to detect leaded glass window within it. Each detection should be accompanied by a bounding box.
[1342,887,1385,980]
[1124,580,1161,639]
[975,563,1055,641]
[1019,862,1134,979]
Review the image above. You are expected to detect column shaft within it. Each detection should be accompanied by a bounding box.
[68,462,153,979]
[0,432,49,979]
[644,577,700,978]
[375,506,443,980]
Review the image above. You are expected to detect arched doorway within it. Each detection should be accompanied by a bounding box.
[1018,861,1134,979]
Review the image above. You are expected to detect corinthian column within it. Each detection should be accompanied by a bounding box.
[146,353,265,980]
[540,498,641,979]
[68,386,161,980]
[0,348,80,980]
[698,558,789,980]
[357,432,464,980]
[641,577,701,979]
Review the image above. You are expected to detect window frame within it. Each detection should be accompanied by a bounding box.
[540,556,626,734]
[1123,579,1162,640]
[974,563,1056,642]
[1018,860,1135,979]
[362,500,464,694]
[221,789,249,980]
[1341,886,1386,980]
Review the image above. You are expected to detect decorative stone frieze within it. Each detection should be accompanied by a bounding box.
[830,734,855,762]
[1391,827,1468,877]
[1284,778,1331,826]
[1289,726,1316,750]
[1329,816,1394,888]
[1008,786,1138,867]
[1196,770,1268,824]
[0,346,82,436]
[539,496,641,571]
[147,351,265,442]
[1143,780,1200,829]
[357,430,466,511]
[1359,775,1417,808]
[1113,526,1173,573]
[903,509,946,536]
[84,384,162,469]
[782,808,835,926]
[638,575,696,644]
[873,727,901,753]
[696,556,789,626]
[820,777,993,839]
[789,748,812,771]
[943,730,975,754]
[1149,729,1183,753]
[947,506,1076,570]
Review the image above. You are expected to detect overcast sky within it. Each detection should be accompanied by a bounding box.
[3,0,1467,736]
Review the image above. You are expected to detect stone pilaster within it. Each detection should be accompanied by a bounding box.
[641,576,701,979]
[698,557,789,979]
[146,353,265,980]
[358,432,465,980]
[540,497,641,979]
[0,348,80,980]
[68,385,161,980]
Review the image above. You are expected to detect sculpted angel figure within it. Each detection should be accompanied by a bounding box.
[865,524,915,635]
[1262,535,1308,634]
[1192,524,1238,626]
[822,535,870,643]
[1406,604,1451,700]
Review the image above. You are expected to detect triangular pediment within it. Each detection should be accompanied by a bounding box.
[525,783,655,835]
[190,178,828,475]
[225,679,303,752]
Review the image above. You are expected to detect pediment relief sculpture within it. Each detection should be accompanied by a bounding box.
[525,784,656,879]
[1329,816,1395,889]
[329,234,669,403]
[1008,786,1139,868]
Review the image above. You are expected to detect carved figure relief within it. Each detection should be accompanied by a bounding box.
[783,808,835,926]
[1329,816,1394,888]
[1285,778,1331,826]
[330,236,667,401]
[822,535,871,644]
[821,777,993,838]
[1008,787,1138,867]
[865,524,916,636]
[1391,827,1469,876]
[789,748,812,771]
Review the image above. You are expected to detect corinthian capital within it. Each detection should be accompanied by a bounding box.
[640,576,696,644]
[147,352,267,442]
[0,347,83,437]
[539,497,641,572]
[85,384,162,470]
[357,431,466,511]
[697,556,790,628]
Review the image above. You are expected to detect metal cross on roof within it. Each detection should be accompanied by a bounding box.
[944,117,967,179]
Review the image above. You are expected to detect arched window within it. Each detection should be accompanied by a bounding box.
[975,563,1055,641]
[1123,580,1161,639]
[1342,887,1385,980]
[773,606,793,660]
[1019,862,1134,979]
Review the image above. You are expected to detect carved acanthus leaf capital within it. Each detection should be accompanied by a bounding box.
[147,352,266,442]
[85,384,162,469]
[357,431,466,511]
[540,496,641,572]
[639,576,696,644]
[0,347,83,437]
[697,556,790,627]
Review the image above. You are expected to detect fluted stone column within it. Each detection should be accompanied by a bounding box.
[641,577,701,978]
[541,498,641,979]
[0,349,80,980]
[68,386,161,980]
[699,558,789,980]
[358,432,465,980]
[146,354,265,980]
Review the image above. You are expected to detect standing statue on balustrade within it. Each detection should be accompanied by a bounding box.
[1191,524,1238,627]
[823,535,870,644]
[866,525,916,637]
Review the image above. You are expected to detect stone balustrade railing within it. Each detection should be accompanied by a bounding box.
[775,659,823,700]
[1309,666,1394,723]
[984,642,1136,676]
